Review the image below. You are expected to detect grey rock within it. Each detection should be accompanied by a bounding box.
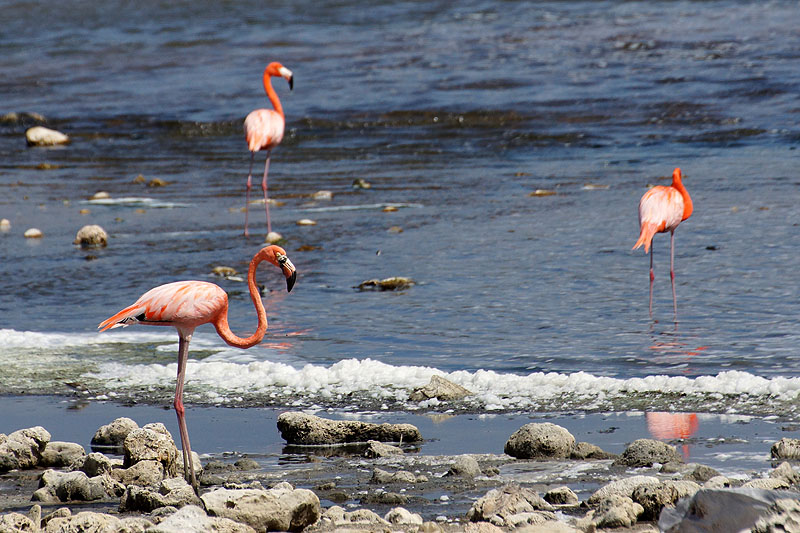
[686,463,720,482]
[81,452,120,477]
[409,375,473,402]
[587,475,660,505]
[111,459,165,487]
[40,441,86,469]
[504,423,576,459]
[0,452,20,473]
[752,498,800,533]
[703,475,733,489]
[613,438,683,467]
[201,482,321,533]
[32,470,118,503]
[570,440,615,460]
[319,505,389,528]
[385,507,424,526]
[466,484,554,526]
[234,458,260,471]
[772,438,800,460]
[0,426,51,469]
[363,439,403,458]
[743,477,792,490]
[446,455,481,478]
[372,468,424,484]
[146,504,257,533]
[659,488,800,533]
[123,424,179,478]
[43,511,152,533]
[91,417,139,449]
[632,480,700,520]
[544,486,579,505]
[361,489,408,505]
[0,513,36,532]
[771,461,800,485]
[73,224,108,248]
[120,476,201,512]
[277,411,422,445]
[591,495,644,529]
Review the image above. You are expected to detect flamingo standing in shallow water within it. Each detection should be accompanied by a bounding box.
[632,167,693,317]
[243,62,294,237]
[98,245,297,491]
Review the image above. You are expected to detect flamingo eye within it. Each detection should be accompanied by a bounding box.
[276,252,288,265]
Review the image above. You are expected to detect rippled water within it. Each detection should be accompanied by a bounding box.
[1,1,800,417]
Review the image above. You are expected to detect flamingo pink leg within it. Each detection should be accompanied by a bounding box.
[670,230,677,319]
[174,333,198,493]
[649,241,655,317]
[244,152,255,237]
[262,149,272,235]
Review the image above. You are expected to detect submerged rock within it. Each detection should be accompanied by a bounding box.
[410,375,473,402]
[613,438,683,467]
[0,219,10,232]
[504,423,576,459]
[25,126,69,146]
[363,440,403,458]
[32,469,121,503]
[265,231,283,244]
[277,412,422,445]
[296,218,316,226]
[23,228,43,239]
[73,224,108,248]
[356,276,415,291]
[312,190,333,200]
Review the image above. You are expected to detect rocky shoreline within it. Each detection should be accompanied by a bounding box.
[2,408,800,532]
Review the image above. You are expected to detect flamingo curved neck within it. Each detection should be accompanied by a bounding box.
[671,177,693,221]
[212,251,269,348]
[263,70,284,117]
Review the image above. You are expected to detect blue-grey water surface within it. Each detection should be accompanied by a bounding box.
[1,0,800,417]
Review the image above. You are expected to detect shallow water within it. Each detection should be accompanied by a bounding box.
[1,1,800,421]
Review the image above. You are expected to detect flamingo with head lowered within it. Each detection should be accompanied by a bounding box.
[98,245,297,492]
[633,167,693,318]
[243,61,294,237]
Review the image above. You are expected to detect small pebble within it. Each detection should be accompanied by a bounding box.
[134,208,146,214]
[25,126,69,146]
[132,174,146,184]
[212,266,237,277]
[0,219,10,232]
[352,178,371,189]
[79,209,90,215]
[388,226,403,233]
[147,178,168,187]
[383,206,398,212]
[529,189,557,197]
[265,231,283,244]
[36,163,60,170]
[91,191,110,200]
[312,190,333,201]
[24,228,43,238]
[296,219,317,226]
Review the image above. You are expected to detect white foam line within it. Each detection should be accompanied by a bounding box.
[82,197,191,208]
[301,202,424,213]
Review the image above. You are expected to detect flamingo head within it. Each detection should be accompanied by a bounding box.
[266,62,294,91]
[262,245,297,292]
[672,167,682,184]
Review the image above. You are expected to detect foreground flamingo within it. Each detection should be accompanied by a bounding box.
[98,245,297,491]
[632,168,693,317]
[243,61,294,237]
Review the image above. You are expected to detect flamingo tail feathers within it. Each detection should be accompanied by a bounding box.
[633,222,658,253]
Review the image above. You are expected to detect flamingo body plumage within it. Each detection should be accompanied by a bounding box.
[99,245,297,492]
[242,61,293,237]
[633,167,693,317]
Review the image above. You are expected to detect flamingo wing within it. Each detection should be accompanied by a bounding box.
[98,281,227,331]
[244,109,285,152]
[638,186,684,232]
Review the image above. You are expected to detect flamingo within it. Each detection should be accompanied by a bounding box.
[632,167,693,317]
[98,245,297,492]
[243,61,294,237]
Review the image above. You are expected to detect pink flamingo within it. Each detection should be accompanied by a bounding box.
[98,245,297,491]
[633,168,693,317]
[243,61,294,237]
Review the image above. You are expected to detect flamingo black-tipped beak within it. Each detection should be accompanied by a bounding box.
[288,75,294,91]
[278,66,294,91]
[276,253,297,292]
